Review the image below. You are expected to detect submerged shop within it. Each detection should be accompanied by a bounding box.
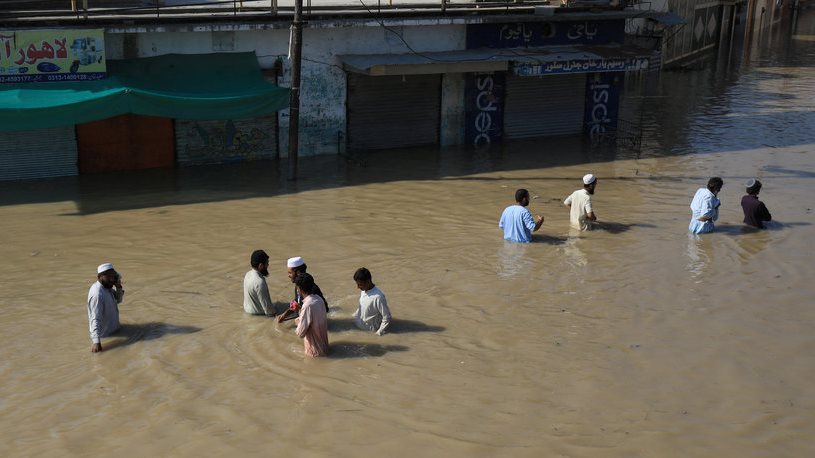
[0,11,657,181]
[0,29,289,181]
[340,17,653,151]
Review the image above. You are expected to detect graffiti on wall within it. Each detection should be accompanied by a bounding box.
[179,118,275,165]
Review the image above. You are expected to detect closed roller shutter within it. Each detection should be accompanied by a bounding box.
[175,116,278,166]
[0,127,77,181]
[504,74,586,139]
[347,74,441,151]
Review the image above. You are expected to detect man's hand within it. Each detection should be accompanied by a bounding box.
[91,343,103,353]
[534,215,544,232]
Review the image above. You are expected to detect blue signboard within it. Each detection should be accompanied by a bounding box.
[466,20,625,49]
[464,72,505,147]
[584,73,621,140]
[514,57,648,76]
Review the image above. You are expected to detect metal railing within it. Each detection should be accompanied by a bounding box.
[1,0,626,23]
[592,118,643,150]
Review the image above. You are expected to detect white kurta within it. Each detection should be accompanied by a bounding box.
[87,281,124,344]
[353,286,392,336]
[564,189,594,231]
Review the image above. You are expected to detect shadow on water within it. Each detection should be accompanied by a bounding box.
[715,221,812,235]
[103,322,202,351]
[328,342,410,359]
[532,234,569,245]
[595,221,657,234]
[329,318,445,334]
[761,166,815,179]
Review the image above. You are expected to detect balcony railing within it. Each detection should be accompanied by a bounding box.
[1,0,627,23]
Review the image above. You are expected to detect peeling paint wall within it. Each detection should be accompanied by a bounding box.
[440,73,465,147]
[105,24,466,156]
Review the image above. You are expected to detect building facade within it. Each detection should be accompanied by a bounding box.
[2,7,659,181]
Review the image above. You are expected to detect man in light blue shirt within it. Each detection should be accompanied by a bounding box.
[689,177,723,234]
[499,188,544,243]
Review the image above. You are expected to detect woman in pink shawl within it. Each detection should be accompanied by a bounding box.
[294,273,329,357]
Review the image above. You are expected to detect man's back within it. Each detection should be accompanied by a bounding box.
[499,204,535,243]
[565,189,592,230]
[741,194,772,228]
[243,269,274,315]
[354,286,392,335]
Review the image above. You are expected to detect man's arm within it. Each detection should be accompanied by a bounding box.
[759,202,772,222]
[697,195,716,221]
[257,281,275,317]
[375,296,392,336]
[523,210,543,234]
[294,303,311,338]
[534,215,544,232]
[88,294,103,352]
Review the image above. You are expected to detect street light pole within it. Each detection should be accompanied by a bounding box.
[287,0,304,180]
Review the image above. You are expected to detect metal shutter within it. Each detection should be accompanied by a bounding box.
[504,74,586,139]
[0,127,77,181]
[175,116,278,166]
[347,74,441,151]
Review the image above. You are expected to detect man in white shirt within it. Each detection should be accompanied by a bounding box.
[564,173,598,231]
[243,250,276,317]
[352,267,391,336]
[88,263,125,353]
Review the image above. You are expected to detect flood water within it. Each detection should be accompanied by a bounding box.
[1,13,814,457]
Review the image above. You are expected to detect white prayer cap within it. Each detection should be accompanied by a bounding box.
[583,173,597,185]
[97,263,115,274]
[287,256,305,268]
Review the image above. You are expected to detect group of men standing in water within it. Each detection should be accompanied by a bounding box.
[500,173,773,243]
[87,253,392,357]
[242,253,392,357]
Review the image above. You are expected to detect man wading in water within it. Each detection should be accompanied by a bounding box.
[277,256,328,323]
[88,263,125,353]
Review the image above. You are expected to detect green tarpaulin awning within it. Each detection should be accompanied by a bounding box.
[0,52,290,132]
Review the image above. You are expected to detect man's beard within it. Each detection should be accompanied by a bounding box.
[260,267,269,277]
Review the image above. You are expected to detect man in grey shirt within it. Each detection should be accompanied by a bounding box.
[243,250,276,317]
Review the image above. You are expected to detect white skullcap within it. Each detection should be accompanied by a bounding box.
[583,173,596,185]
[97,263,115,274]
[745,178,757,188]
[287,256,305,268]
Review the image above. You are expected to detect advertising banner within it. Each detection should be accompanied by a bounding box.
[466,20,625,49]
[464,72,505,147]
[0,29,106,83]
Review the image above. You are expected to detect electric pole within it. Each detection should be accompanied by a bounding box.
[287,0,303,180]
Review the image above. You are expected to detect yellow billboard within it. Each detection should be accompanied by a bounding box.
[0,29,106,83]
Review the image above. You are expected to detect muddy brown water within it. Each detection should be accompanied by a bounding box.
[1,15,814,457]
